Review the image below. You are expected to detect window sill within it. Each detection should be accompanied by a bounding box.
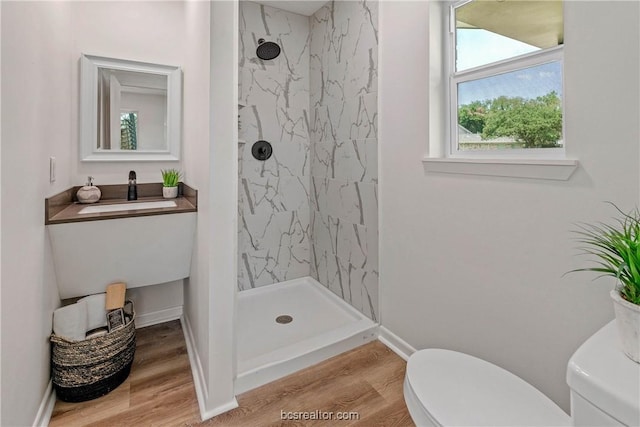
[422,157,578,180]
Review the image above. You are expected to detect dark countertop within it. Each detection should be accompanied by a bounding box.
[45,182,197,225]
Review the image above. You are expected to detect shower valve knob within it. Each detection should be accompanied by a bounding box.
[252,140,273,161]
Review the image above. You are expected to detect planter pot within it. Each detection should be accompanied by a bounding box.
[163,186,178,199]
[610,289,640,363]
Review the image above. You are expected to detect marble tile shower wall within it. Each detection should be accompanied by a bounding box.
[238,2,311,290]
[309,1,379,321]
[237,0,378,322]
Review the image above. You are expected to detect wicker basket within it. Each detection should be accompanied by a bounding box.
[51,301,136,402]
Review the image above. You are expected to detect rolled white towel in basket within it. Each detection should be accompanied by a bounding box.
[77,293,107,331]
[53,301,88,341]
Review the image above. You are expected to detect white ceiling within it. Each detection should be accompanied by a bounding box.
[251,1,328,16]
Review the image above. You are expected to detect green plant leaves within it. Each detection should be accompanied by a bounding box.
[161,168,182,187]
[569,204,640,305]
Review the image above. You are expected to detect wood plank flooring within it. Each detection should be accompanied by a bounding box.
[50,320,414,427]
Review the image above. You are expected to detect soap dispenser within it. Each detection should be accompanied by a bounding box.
[76,176,101,204]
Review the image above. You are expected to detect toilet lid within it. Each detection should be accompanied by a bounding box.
[406,349,571,426]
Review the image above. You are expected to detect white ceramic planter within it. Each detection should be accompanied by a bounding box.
[611,289,640,363]
[163,186,178,199]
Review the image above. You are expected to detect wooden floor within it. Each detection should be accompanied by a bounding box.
[50,321,413,427]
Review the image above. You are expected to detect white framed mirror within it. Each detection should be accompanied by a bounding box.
[80,54,182,161]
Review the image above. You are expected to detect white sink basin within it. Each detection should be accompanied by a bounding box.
[79,200,177,214]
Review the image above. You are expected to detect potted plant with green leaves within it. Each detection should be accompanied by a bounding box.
[161,169,181,199]
[570,204,640,363]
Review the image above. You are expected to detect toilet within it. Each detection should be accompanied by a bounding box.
[404,320,640,426]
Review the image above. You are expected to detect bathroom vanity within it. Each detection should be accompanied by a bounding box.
[45,183,197,299]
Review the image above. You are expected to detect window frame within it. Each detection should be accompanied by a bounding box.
[447,0,566,159]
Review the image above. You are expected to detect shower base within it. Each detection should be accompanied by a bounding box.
[235,276,378,394]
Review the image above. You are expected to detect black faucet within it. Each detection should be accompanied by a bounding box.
[127,170,137,201]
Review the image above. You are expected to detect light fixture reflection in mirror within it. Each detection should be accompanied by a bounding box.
[80,54,181,162]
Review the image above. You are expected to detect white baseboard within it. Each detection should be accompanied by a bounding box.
[378,326,417,361]
[181,315,238,421]
[182,314,237,422]
[181,315,208,412]
[33,380,56,427]
[135,306,183,329]
[200,399,239,421]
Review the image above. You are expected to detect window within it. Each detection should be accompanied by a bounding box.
[120,111,138,150]
[449,0,564,157]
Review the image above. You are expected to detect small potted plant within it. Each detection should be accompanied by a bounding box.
[570,203,640,363]
[161,169,181,199]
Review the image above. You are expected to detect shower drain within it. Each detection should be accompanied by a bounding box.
[275,315,293,324]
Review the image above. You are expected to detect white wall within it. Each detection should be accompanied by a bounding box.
[1,2,72,424]
[67,0,215,326]
[127,280,183,325]
[70,1,187,185]
[0,1,3,419]
[120,92,167,150]
[1,2,217,423]
[379,0,640,412]
[179,0,237,419]
[181,0,213,414]
[204,0,238,415]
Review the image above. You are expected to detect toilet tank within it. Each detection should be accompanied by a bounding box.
[567,321,640,426]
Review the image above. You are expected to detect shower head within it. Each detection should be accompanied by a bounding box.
[256,38,281,61]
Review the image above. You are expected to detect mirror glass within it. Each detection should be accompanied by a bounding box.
[80,54,181,161]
